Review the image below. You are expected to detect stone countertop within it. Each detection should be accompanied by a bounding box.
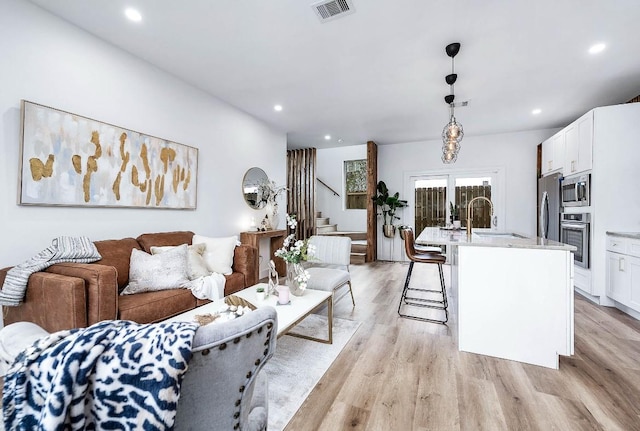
[416,227,576,251]
[606,232,640,239]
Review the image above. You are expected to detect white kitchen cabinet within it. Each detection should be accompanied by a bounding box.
[574,266,592,294]
[542,130,564,176]
[606,234,640,312]
[564,111,593,175]
[607,251,630,303]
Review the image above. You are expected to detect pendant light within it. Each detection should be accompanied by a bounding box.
[442,42,463,164]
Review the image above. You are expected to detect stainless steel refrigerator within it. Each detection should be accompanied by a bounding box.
[538,173,562,241]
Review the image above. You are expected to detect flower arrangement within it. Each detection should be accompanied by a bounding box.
[275,215,315,264]
[274,214,315,291]
[258,179,286,206]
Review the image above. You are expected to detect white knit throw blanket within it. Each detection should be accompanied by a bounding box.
[0,236,101,307]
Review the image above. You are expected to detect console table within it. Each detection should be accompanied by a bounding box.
[240,230,287,281]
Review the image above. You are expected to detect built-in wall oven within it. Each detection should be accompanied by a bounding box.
[561,174,590,207]
[560,213,590,268]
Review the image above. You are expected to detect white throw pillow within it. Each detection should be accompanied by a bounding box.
[192,234,238,275]
[150,243,210,280]
[122,244,190,295]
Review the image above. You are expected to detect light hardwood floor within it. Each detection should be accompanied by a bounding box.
[285,261,640,431]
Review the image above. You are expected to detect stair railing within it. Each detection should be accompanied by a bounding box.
[317,178,340,197]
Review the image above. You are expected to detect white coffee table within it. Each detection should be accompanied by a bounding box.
[166,283,333,344]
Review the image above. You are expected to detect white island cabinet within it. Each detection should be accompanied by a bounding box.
[606,232,640,317]
[417,228,575,369]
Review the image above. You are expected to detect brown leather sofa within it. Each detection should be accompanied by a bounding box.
[0,231,257,333]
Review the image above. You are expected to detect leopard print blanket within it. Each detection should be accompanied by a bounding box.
[3,320,198,430]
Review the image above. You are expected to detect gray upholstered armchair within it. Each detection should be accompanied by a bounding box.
[175,306,277,430]
[0,307,278,431]
[304,235,355,307]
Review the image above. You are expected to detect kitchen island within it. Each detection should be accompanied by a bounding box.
[416,227,576,369]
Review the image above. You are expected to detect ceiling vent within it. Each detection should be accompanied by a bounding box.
[312,0,355,22]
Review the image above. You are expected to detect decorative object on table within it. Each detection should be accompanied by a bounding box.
[274,214,315,296]
[257,179,287,230]
[441,42,466,164]
[242,167,269,209]
[260,216,269,231]
[449,201,461,228]
[268,259,279,297]
[248,217,258,232]
[277,285,290,305]
[193,313,219,326]
[371,180,408,238]
[225,294,257,311]
[193,295,257,326]
[256,286,265,301]
[286,262,312,296]
[19,100,197,209]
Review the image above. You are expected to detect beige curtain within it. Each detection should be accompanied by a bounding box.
[286,148,316,240]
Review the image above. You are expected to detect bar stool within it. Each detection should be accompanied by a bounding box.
[398,228,448,324]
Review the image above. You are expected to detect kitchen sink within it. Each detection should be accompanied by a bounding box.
[474,232,528,239]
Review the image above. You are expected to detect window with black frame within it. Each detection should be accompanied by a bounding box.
[344,159,367,210]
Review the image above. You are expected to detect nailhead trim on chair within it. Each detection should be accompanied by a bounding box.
[201,348,210,356]
[219,343,227,350]
[233,324,275,430]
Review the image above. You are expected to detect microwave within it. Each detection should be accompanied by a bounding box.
[561,174,590,207]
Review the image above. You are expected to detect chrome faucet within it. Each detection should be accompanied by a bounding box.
[466,196,494,236]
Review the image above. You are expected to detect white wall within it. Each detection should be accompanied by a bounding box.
[376,128,559,260]
[316,144,367,232]
[0,1,286,271]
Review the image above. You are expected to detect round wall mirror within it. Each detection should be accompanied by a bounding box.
[242,167,268,209]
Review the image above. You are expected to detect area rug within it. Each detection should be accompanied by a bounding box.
[264,315,361,431]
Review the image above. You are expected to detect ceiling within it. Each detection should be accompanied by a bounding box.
[28,0,640,149]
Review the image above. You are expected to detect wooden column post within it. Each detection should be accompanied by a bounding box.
[366,141,378,262]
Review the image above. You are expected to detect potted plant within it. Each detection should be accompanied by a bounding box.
[398,225,411,241]
[371,181,408,238]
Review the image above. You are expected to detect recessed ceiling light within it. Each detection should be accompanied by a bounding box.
[588,43,606,54]
[337,138,344,143]
[125,8,142,22]
[274,105,283,112]
[532,109,542,115]
[324,135,331,140]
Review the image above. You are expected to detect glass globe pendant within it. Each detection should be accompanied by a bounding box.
[441,136,460,164]
[442,115,464,142]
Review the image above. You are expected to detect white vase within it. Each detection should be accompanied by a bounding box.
[286,262,306,296]
[265,201,279,229]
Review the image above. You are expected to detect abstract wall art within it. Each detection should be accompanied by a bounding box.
[19,100,198,209]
